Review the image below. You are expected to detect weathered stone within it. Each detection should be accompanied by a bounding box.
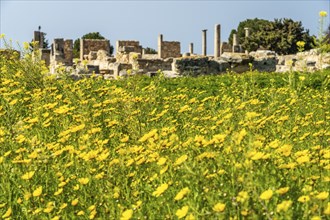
[88,51,98,61]
[220,52,252,64]
[96,50,109,61]
[173,56,222,76]
[40,49,51,66]
[87,65,100,74]
[250,50,278,72]
[276,65,292,73]
[116,40,142,55]
[162,70,180,78]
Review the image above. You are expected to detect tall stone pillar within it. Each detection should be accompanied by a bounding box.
[244,28,250,54]
[202,29,207,56]
[189,43,194,54]
[34,31,44,49]
[158,34,163,59]
[232,34,240,53]
[214,24,221,58]
[244,28,250,38]
[80,38,84,61]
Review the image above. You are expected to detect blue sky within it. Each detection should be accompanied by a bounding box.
[1,0,329,54]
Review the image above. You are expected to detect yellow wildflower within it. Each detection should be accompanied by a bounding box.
[120,209,133,220]
[174,187,190,201]
[33,186,43,197]
[324,202,330,215]
[78,177,90,185]
[2,207,12,218]
[157,157,167,166]
[276,144,292,157]
[319,11,328,17]
[251,151,266,160]
[174,155,188,166]
[185,214,195,220]
[237,191,249,203]
[298,195,310,203]
[21,171,35,180]
[54,188,63,196]
[296,41,305,48]
[44,206,54,213]
[213,203,226,212]
[259,189,273,200]
[276,187,290,195]
[77,210,85,216]
[296,155,310,164]
[71,198,79,206]
[176,206,189,219]
[152,183,169,197]
[315,191,329,200]
[276,200,292,212]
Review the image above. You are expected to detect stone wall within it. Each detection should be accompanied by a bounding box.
[40,49,51,66]
[64,40,73,66]
[116,41,142,54]
[221,42,232,53]
[51,38,73,66]
[136,58,173,73]
[173,56,224,76]
[80,39,110,61]
[160,41,181,59]
[276,49,330,72]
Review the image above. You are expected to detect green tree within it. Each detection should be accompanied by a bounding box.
[73,32,113,58]
[229,18,315,54]
[144,47,157,54]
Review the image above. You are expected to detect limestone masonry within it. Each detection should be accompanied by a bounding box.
[20,28,330,78]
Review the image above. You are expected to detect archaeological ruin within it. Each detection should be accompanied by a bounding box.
[25,27,330,78]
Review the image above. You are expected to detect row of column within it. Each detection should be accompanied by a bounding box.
[189,25,250,57]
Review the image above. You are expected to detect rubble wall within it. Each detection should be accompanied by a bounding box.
[136,58,173,72]
[80,39,110,60]
[116,41,142,54]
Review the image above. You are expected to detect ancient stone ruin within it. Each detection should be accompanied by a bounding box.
[29,25,330,79]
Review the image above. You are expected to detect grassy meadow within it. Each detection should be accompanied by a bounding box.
[0,51,330,219]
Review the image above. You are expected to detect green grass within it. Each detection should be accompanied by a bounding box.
[0,52,329,219]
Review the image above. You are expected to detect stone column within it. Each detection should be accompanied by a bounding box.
[232,34,240,53]
[189,43,194,54]
[214,24,221,58]
[158,34,163,59]
[202,29,207,56]
[80,38,84,61]
[244,28,250,38]
[244,28,250,54]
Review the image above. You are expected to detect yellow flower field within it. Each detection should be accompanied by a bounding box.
[0,49,330,219]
